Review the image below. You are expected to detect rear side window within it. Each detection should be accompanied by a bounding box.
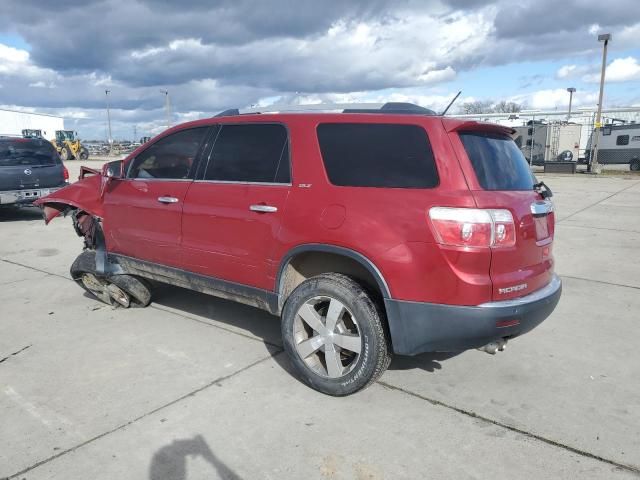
[317,123,438,188]
[204,124,290,183]
[0,139,58,167]
[616,135,629,146]
[459,132,534,191]
[128,127,208,179]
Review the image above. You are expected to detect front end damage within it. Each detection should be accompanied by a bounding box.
[35,175,152,308]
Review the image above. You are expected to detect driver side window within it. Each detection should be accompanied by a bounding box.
[128,127,208,179]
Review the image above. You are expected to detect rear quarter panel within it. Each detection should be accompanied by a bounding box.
[269,115,493,305]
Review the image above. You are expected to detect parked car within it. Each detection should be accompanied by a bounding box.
[0,136,68,207]
[36,103,561,396]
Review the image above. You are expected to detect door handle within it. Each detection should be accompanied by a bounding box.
[249,204,278,213]
[157,196,179,204]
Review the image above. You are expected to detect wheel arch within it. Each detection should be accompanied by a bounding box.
[275,244,391,311]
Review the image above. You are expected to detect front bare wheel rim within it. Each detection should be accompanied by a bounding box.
[293,296,362,379]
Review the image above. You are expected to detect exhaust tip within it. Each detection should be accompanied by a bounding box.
[478,338,508,355]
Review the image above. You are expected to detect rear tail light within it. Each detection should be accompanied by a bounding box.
[429,207,516,248]
[63,165,69,181]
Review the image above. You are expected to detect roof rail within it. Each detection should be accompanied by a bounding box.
[213,102,436,117]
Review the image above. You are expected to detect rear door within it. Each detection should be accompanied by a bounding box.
[181,122,291,289]
[102,127,210,267]
[454,130,555,301]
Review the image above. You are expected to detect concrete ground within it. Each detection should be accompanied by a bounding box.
[1,169,639,479]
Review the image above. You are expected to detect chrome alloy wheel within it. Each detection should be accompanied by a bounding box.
[293,296,362,378]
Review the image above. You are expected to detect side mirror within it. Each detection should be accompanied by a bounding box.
[104,160,124,179]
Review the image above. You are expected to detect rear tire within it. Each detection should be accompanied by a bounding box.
[281,273,391,396]
[70,251,152,307]
[631,159,640,172]
[79,147,89,160]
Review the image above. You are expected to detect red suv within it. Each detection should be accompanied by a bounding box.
[37,103,561,396]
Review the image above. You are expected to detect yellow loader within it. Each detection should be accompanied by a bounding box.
[50,130,89,161]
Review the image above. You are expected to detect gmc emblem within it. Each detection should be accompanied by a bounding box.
[499,283,528,295]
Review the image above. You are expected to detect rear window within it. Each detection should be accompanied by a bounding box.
[0,139,58,167]
[317,123,439,188]
[459,132,535,191]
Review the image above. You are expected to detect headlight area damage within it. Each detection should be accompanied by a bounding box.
[34,174,152,309]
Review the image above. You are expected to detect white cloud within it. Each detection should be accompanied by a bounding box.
[556,64,592,79]
[509,88,598,110]
[583,56,640,83]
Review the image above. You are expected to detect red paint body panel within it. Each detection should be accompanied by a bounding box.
[34,174,104,223]
[36,113,556,308]
[102,179,191,267]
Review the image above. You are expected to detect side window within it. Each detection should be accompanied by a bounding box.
[204,124,290,183]
[602,127,611,136]
[317,123,438,188]
[616,135,629,146]
[128,127,208,179]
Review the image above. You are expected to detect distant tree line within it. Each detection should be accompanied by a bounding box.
[459,100,526,114]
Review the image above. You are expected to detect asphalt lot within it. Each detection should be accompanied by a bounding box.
[1,163,640,479]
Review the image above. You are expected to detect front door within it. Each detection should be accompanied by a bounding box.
[181,123,291,290]
[103,127,210,267]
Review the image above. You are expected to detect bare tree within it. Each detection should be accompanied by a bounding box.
[460,100,494,114]
[459,100,526,115]
[493,100,525,113]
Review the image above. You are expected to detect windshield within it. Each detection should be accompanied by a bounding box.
[58,131,75,141]
[0,139,58,167]
[459,132,536,191]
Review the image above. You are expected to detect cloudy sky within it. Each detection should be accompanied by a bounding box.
[0,0,639,140]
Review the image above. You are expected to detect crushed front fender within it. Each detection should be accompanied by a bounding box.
[34,174,104,224]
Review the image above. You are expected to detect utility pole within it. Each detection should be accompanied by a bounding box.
[589,33,611,174]
[160,90,172,129]
[105,89,113,155]
[566,87,576,121]
[133,125,137,143]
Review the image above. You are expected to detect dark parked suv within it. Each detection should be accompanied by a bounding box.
[37,103,561,396]
[0,136,68,207]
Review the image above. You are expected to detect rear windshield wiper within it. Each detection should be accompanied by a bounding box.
[533,181,553,199]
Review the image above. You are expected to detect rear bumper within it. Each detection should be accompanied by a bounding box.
[0,186,65,206]
[384,275,562,355]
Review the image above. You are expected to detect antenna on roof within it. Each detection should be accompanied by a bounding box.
[440,91,462,116]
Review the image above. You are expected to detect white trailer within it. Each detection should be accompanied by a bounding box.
[513,123,581,165]
[0,108,64,138]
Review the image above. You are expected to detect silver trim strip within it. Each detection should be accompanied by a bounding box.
[479,274,561,308]
[194,180,292,186]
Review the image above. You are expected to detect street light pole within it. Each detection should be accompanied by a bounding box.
[589,33,611,174]
[566,87,576,121]
[105,89,113,155]
[160,90,172,129]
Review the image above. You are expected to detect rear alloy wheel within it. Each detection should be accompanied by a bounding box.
[631,159,640,172]
[282,273,391,396]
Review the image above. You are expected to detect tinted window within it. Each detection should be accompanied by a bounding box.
[617,135,629,146]
[317,123,438,188]
[204,124,289,183]
[0,139,58,167]
[460,132,535,191]
[128,127,207,179]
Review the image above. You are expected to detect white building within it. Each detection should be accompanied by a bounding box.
[0,108,64,138]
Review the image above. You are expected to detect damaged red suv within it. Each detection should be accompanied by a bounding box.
[37,103,561,396]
